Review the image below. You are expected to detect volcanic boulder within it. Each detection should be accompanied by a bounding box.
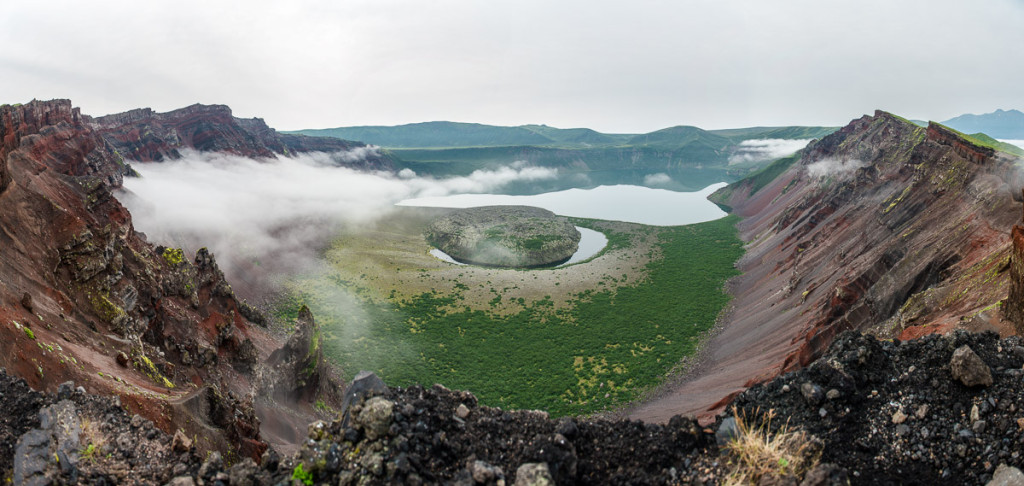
[426,206,581,268]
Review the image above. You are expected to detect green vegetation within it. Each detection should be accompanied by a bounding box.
[24,327,35,340]
[710,151,802,208]
[931,123,1024,157]
[80,443,97,463]
[278,216,743,416]
[741,151,801,197]
[287,120,835,187]
[709,126,838,141]
[963,132,1024,157]
[289,121,555,149]
[626,125,732,152]
[162,247,184,266]
[136,354,175,388]
[292,463,314,486]
[87,291,127,325]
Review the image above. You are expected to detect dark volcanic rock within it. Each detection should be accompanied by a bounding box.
[729,330,1024,485]
[3,329,1024,484]
[426,206,581,268]
[0,99,346,462]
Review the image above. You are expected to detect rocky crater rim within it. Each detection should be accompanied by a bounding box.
[426,206,582,268]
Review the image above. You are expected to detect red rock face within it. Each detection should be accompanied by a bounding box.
[89,102,394,170]
[1005,221,1024,333]
[629,110,1021,425]
[0,99,349,458]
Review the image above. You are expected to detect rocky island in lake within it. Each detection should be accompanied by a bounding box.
[426,206,582,267]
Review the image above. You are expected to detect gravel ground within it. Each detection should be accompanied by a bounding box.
[4,330,1023,484]
[729,330,1024,485]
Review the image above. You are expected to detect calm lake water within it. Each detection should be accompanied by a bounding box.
[402,183,727,266]
[397,183,729,226]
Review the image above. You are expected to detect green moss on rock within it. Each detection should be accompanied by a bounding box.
[426,206,581,268]
[162,247,184,266]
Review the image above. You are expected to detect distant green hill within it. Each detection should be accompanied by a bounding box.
[709,126,838,141]
[964,132,1024,157]
[626,126,732,152]
[518,124,632,146]
[930,123,1024,157]
[941,109,1024,139]
[290,121,554,148]
[287,120,837,188]
[287,121,836,151]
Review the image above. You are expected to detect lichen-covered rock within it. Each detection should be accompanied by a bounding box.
[514,463,554,486]
[950,344,993,387]
[427,206,581,268]
[354,397,394,441]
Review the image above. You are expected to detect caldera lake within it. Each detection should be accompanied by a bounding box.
[399,182,729,265]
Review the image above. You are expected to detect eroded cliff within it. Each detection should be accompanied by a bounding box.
[0,99,355,459]
[90,103,393,170]
[631,110,1023,424]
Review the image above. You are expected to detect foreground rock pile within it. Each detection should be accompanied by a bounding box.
[0,372,205,485]
[730,330,1024,485]
[3,330,1024,484]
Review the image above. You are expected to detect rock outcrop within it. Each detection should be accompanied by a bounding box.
[0,99,351,460]
[426,206,581,267]
[263,305,342,405]
[90,103,394,170]
[631,110,1022,424]
[1004,193,1024,334]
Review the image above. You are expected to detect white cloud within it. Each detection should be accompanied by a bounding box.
[643,173,672,186]
[804,158,866,179]
[728,139,811,165]
[118,149,558,285]
[3,1,1023,132]
[999,140,1024,150]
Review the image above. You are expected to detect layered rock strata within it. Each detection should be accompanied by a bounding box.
[631,111,1022,424]
[0,99,354,459]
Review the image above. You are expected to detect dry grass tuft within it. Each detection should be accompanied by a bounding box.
[722,407,821,485]
[79,415,107,463]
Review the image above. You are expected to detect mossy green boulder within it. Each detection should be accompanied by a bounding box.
[426,206,581,267]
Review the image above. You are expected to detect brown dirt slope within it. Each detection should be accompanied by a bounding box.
[629,110,1022,424]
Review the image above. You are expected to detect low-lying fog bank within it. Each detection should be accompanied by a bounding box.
[119,151,729,295]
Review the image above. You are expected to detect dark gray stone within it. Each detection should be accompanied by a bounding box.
[801,382,825,405]
[340,371,387,427]
[951,345,993,387]
[716,416,739,447]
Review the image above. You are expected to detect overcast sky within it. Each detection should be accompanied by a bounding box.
[3,0,1023,133]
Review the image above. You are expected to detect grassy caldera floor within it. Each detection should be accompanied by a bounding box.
[275,208,743,416]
